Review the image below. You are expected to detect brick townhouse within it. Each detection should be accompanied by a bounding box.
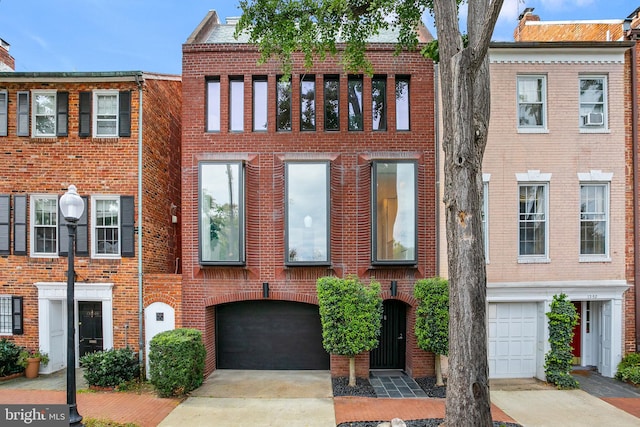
[506,7,639,375]
[437,28,633,377]
[181,10,438,378]
[0,45,183,375]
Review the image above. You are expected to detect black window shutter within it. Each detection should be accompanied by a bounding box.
[79,92,91,137]
[59,196,88,256]
[12,296,23,335]
[56,91,69,136]
[0,195,9,254]
[119,91,131,137]
[121,195,135,257]
[16,92,29,136]
[13,195,26,255]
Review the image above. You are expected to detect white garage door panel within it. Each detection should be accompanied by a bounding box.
[489,303,537,378]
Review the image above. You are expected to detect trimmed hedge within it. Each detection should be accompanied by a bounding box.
[80,348,139,388]
[149,328,205,397]
[615,353,640,386]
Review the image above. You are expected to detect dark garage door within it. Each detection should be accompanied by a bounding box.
[216,300,330,370]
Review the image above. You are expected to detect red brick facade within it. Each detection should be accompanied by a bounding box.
[181,14,437,378]
[0,72,182,367]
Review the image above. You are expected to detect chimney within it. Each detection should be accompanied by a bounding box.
[514,7,540,41]
[0,38,15,71]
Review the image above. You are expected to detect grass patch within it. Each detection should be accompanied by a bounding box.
[84,419,140,427]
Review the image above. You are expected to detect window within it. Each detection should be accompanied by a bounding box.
[32,90,57,137]
[300,76,316,131]
[0,91,7,136]
[94,91,118,137]
[230,78,244,132]
[253,77,268,131]
[286,162,329,264]
[92,196,120,257]
[482,175,490,262]
[324,76,339,131]
[518,184,548,258]
[207,78,221,132]
[30,195,58,257]
[372,76,387,131]
[373,161,416,264]
[0,296,22,335]
[276,77,292,131]
[199,162,244,264]
[580,183,609,258]
[395,77,410,131]
[517,76,546,130]
[348,76,363,131]
[579,76,607,130]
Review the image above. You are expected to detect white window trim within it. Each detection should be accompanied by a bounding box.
[578,171,612,262]
[207,79,221,132]
[516,178,550,264]
[91,195,121,259]
[517,75,547,133]
[483,174,490,264]
[31,89,57,137]
[92,90,119,138]
[579,75,609,134]
[29,194,59,258]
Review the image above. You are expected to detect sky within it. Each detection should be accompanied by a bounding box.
[0,0,636,75]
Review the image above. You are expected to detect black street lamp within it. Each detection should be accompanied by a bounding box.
[59,185,84,427]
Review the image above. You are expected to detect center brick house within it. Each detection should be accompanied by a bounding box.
[181,10,438,378]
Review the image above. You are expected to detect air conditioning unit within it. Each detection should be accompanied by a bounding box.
[584,112,604,126]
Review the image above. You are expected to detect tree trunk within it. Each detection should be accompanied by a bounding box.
[432,0,503,425]
[435,354,444,387]
[349,357,356,387]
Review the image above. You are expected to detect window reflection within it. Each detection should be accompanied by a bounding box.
[324,76,339,131]
[372,76,386,131]
[286,162,328,263]
[207,79,221,131]
[300,77,316,131]
[230,79,244,132]
[348,76,363,131]
[277,78,292,131]
[395,77,409,130]
[253,78,268,131]
[374,162,416,262]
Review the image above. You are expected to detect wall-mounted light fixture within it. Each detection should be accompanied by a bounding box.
[390,280,398,297]
[263,282,269,298]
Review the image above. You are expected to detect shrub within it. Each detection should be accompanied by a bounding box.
[80,348,140,388]
[149,328,205,397]
[0,338,25,376]
[615,353,640,385]
[544,294,579,389]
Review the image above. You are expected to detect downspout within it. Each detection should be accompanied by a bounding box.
[632,42,640,352]
[434,63,440,277]
[135,73,144,368]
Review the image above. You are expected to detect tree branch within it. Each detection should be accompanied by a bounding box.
[470,0,504,69]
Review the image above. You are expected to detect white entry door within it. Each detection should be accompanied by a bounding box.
[488,303,538,378]
[48,300,65,373]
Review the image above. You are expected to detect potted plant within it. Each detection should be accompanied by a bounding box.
[19,349,49,379]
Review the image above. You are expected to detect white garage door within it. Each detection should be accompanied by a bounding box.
[488,303,537,378]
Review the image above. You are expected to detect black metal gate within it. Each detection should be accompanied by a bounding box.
[370,299,406,370]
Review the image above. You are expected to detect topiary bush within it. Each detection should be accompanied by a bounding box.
[544,293,579,389]
[0,338,25,376]
[615,353,640,385]
[80,347,139,388]
[149,328,206,397]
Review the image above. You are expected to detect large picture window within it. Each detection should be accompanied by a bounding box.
[286,162,329,264]
[200,162,244,264]
[580,183,608,257]
[372,161,416,263]
[518,184,548,258]
[30,195,58,257]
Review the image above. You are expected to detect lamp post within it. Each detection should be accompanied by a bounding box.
[59,185,84,427]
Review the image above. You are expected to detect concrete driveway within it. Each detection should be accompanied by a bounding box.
[157,370,336,427]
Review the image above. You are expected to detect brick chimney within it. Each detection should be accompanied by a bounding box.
[0,38,15,71]
[514,7,540,41]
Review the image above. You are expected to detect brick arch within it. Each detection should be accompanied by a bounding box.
[144,292,179,309]
[204,291,319,307]
[380,291,418,307]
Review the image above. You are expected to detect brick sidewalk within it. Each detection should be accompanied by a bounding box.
[0,389,181,427]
